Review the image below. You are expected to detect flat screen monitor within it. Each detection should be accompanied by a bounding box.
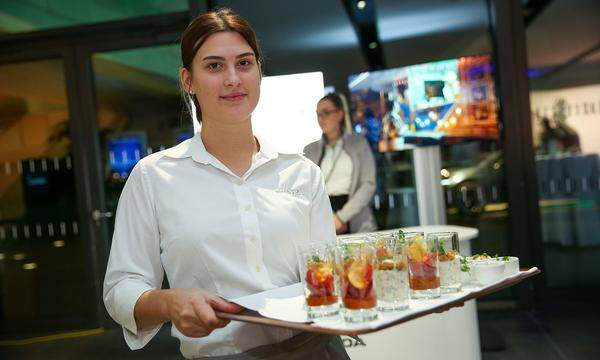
[107,132,147,178]
[347,55,499,152]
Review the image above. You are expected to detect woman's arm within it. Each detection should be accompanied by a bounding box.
[103,162,166,345]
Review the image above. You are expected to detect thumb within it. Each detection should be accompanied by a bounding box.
[208,295,245,314]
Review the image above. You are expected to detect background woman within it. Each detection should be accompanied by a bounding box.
[304,92,377,234]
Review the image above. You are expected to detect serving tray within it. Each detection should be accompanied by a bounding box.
[216,267,541,336]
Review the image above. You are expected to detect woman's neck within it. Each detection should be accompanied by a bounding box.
[325,130,342,145]
[200,117,257,177]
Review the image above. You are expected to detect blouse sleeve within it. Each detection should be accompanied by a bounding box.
[103,160,164,349]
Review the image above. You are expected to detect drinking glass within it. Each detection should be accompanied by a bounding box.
[336,238,378,322]
[431,232,462,293]
[297,242,339,318]
[406,232,441,299]
[370,231,409,311]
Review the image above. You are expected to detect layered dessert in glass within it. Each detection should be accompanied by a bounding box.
[434,232,462,293]
[372,231,409,311]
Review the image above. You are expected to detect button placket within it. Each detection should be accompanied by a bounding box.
[233,179,274,287]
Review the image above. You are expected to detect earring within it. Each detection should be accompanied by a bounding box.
[189,91,195,96]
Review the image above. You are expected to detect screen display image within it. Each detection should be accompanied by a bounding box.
[107,133,147,178]
[348,55,499,152]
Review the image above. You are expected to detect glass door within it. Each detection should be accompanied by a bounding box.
[90,44,187,240]
[0,58,96,335]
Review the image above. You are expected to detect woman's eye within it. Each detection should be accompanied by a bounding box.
[207,63,222,71]
[239,59,253,67]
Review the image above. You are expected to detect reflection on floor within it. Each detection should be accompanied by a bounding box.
[0,325,181,359]
[480,302,600,360]
[0,301,598,359]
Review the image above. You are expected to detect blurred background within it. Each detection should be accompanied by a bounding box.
[0,0,598,359]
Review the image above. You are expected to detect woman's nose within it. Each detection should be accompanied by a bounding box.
[224,68,241,87]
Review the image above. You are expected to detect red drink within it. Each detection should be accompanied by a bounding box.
[305,262,337,306]
[340,259,376,310]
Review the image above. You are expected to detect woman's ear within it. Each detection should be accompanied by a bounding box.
[179,67,193,94]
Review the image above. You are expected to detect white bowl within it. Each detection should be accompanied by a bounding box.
[460,267,474,285]
[472,261,505,285]
[495,256,519,276]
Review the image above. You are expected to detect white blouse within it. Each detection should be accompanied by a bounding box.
[320,139,353,196]
[103,133,336,358]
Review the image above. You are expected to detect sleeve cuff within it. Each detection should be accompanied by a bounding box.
[123,322,163,350]
[114,282,162,350]
[336,210,350,224]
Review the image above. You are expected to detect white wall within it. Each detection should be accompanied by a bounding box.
[530,84,600,154]
[191,72,324,154]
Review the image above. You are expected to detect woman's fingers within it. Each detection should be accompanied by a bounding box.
[193,299,229,330]
[178,321,210,337]
[208,295,244,314]
[170,289,239,337]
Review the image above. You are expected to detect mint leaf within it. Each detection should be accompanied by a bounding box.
[438,244,446,256]
[397,229,405,244]
[460,257,470,272]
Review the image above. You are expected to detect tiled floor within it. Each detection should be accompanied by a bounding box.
[1,301,598,359]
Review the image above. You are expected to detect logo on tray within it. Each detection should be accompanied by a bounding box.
[342,335,366,348]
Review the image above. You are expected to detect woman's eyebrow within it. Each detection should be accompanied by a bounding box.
[201,52,255,61]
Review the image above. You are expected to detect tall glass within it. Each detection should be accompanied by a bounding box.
[371,231,409,311]
[297,242,339,319]
[336,238,378,322]
[407,232,441,299]
[433,232,462,293]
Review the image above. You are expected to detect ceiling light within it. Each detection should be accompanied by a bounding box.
[357,1,366,10]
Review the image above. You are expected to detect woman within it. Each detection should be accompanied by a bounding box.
[304,93,377,234]
[103,9,348,359]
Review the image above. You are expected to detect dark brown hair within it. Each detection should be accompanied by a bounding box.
[180,8,263,121]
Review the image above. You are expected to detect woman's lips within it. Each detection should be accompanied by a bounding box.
[220,93,247,102]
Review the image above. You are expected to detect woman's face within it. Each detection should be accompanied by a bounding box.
[317,99,343,136]
[180,31,261,124]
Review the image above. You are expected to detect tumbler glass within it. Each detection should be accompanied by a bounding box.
[432,232,462,293]
[371,231,409,311]
[297,242,339,318]
[406,232,441,299]
[336,238,378,322]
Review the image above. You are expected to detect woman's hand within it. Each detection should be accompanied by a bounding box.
[166,289,244,338]
[333,214,348,234]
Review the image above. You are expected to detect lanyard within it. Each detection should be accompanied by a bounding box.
[323,143,344,185]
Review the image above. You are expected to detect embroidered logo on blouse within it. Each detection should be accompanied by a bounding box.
[276,187,305,199]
